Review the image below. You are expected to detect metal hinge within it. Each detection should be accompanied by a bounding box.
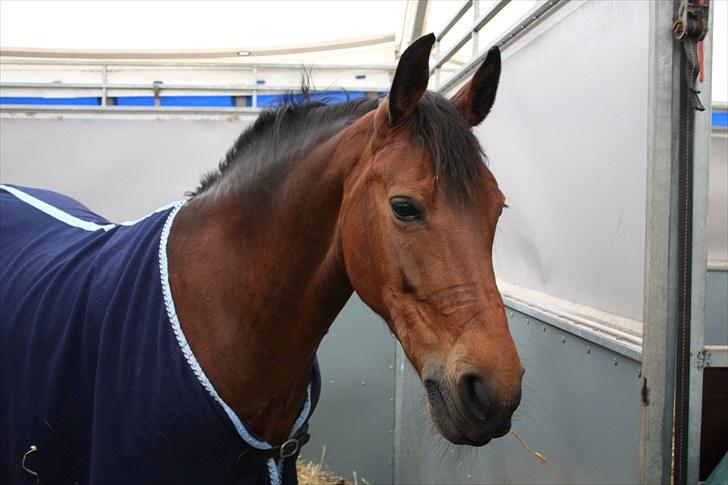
[695,349,711,369]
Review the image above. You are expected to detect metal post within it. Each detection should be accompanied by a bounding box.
[252,67,258,109]
[687,2,713,482]
[101,65,108,106]
[434,40,441,89]
[152,81,162,107]
[638,1,681,483]
[472,0,479,57]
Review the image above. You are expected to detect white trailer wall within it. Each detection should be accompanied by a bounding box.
[0,117,250,219]
[479,0,649,324]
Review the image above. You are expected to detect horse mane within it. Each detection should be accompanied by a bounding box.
[190,87,484,199]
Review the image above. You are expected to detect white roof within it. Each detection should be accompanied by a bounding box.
[0,0,725,101]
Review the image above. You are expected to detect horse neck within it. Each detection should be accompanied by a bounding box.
[167,114,372,444]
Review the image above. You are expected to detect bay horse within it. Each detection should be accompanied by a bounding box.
[0,33,522,484]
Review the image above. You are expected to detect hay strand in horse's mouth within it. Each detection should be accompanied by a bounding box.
[510,430,549,466]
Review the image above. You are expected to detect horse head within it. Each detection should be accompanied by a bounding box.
[339,34,523,446]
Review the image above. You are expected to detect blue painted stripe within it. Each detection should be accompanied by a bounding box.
[713,111,728,127]
[161,95,234,107]
[114,96,235,107]
[0,96,100,106]
[255,90,370,107]
[1,92,379,108]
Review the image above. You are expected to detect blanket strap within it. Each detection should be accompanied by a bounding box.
[236,424,310,475]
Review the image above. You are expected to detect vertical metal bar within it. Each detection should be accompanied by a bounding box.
[152,81,162,107]
[101,65,108,106]
[687,2,713,482]
[472,0,480,57]
[639,1,681,483]
[252,67,258,108]
[434,40,441,89]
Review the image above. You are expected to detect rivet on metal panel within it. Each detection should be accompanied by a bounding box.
[388,429,393,434]
[561,336,566,343]
[458,461,463,467]
[541,325,547,333]
[389,397,394,402]
[613,358,618,366]
[361,380,366,386]
[467,474,473,480]
[329,380,335,384]
[586,346,591,354]
[389,365,394,370]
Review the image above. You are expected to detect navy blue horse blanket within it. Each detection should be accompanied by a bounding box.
[0,185,318,485]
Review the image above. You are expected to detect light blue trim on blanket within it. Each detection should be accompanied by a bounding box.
[0,184,116,231]
[158,202,313,485]
[0,184,180,231]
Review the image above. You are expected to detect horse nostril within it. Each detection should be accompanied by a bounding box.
[458,372,492,419]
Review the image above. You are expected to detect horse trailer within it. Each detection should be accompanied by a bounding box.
[1,1,725,483]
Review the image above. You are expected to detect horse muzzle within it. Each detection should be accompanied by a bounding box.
[424,368,522,446]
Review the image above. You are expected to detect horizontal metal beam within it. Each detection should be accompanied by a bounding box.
[0,104,262,116]
[0,82,387,94]
[0,59,397,71]
[503,294,642,362]
[0,34,395,60]
[702,346,728,368]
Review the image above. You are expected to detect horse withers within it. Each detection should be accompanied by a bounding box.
[0,33,522,484]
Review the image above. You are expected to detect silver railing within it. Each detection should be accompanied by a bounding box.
[0,60,393,111]
[431,0,563,93]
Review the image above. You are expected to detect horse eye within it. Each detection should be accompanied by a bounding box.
[390,197,423,222]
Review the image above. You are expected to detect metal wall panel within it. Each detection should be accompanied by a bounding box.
[301,295,395,484]
[708,131,728,264]
[395,307,642,484]
[477,1,650,321]
[705,270,728,347]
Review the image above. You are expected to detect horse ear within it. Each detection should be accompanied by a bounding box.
[451,46,501,126]
[388,33,435,126]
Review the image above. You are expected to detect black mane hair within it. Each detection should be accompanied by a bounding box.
[190,90,484,198]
